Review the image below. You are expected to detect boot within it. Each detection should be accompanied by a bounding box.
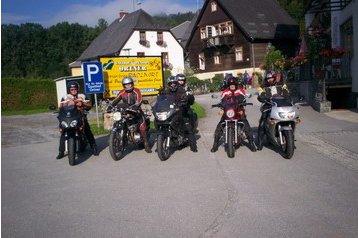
[256,135,263,151]
[188,133,198,152]
[210,140,219,153]
[56,152,64,160]
[249,139,257,152]
[91,143,99,156]
[143,136,152,153]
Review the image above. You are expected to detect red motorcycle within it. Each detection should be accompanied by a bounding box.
[212,96,252,158]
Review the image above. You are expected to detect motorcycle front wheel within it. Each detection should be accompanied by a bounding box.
[109,130,124,161]
[68,137,76,166]
[226,127,235,158]
[157,133,171,161]
[279,130,294,159]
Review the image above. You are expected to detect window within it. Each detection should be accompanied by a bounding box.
[137,52,145,57]
[219,22,233,35]
[162,52,169,68]
[199,53,205,70]
[139,31,146,45]
[206,25,216,38]
[211,2,217,12]
[200,27,206,39]
[235,46,243,61]
[214,52,221,64]
[157,32,163,45]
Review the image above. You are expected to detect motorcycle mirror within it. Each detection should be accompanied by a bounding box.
[48,105,57,110]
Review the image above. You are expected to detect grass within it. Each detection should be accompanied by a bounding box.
[1,108,52,116]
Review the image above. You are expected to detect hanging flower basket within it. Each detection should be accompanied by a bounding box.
[319,48,346,60]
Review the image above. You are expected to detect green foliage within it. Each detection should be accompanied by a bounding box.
[263,46,284,71]
[192,102,205,118]
[210,74,224,92]
[153,12,197,28]
[1,78,57,111]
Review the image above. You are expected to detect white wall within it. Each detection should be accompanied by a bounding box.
[120,30,185,75]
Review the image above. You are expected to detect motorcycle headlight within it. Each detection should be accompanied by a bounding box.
[226,109,235,118]
[70,120,78,127]
[156,112,169,121]
[61,121,69,128]
[112,112,122,121]
[278,111,296,119]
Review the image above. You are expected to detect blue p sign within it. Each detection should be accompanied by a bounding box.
[82,62,104,94]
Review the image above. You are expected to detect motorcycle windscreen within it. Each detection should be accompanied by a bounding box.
[153,94,177,112]
[271,97,292,107]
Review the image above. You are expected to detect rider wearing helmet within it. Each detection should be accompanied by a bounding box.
[110,77,152,153]
[256,70,290,150]
[162,76,198,152]
[56,81,99,159]
[211,76,257,153]
[176,73,197,133]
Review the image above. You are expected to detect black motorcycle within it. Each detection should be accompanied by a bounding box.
[54,101,88,166]
[107,102,150,161]
[152,94,196,161]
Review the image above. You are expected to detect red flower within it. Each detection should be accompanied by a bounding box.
[319,48,346,59]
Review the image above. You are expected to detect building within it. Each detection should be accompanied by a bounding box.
[71,9,185,76]
[185,0,300,79]
[303,0,357,110]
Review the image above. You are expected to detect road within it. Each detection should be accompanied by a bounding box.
[2,92,358,238]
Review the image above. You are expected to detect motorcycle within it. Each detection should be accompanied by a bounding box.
[212,96,253,158]
[152,94,197,161]
[260,96,301,159]
[52,99,89,166]
[107,101,150,161]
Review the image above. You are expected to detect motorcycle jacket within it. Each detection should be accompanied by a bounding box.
[111,87,142,109]
[162,86,188,106]
[257,82,290,103]
[60,93,91,112]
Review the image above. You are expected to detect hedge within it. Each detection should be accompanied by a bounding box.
[1,78,57,111]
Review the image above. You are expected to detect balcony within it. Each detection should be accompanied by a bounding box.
[202,35,235,48]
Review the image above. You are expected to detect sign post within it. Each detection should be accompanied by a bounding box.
[82,62,105,128]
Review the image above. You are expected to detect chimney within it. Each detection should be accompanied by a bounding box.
[119,10,128,21]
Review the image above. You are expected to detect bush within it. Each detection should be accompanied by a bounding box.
[1,77,57,111]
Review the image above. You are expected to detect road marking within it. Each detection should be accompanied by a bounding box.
[297,133,358,172]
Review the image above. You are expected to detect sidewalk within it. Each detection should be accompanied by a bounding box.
[325,109,358,123]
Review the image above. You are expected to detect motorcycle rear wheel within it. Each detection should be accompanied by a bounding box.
[279,130,294,159]
[68,137,76,166]
[227,127,235,158]
[109,130,124,161]
[157,134,170,161]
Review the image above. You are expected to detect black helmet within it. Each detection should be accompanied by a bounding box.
[167,76,178,92]
[176,73,186,83]
[67,81,80,90]
[265,71,275,80]
[227,77,238,87]
[122,77,134,92]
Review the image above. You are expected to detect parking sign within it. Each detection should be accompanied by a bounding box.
[82,62,105,94]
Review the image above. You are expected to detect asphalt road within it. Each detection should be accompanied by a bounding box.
[2,92,358,238]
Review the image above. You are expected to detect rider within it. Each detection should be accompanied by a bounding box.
[176,73,196,132]
[110,77,152,153]
[256,70,290,150]
[56,81,99,159]
[211,77,257,152]
[162,76,198,152]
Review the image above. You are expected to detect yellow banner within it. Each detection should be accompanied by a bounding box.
[100,56,164,98]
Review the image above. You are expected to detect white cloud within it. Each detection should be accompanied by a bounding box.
[2,12,33,25]
[44,0,198,27]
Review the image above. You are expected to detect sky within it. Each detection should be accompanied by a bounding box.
[1,0,204,27]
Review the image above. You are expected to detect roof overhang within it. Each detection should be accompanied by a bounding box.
[305,0,352,14]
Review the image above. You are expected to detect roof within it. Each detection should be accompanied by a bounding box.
[77,9,170,61]
[191,0,299,42]
[171,21,191,40]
